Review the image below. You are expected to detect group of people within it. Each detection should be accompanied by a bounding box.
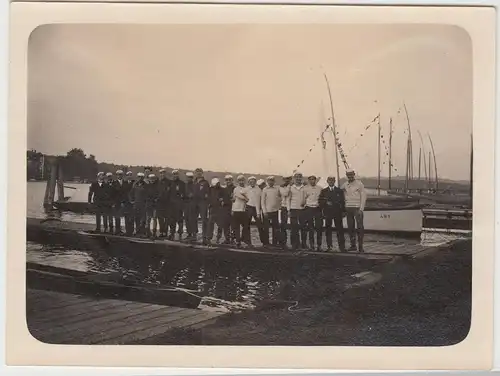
[88,166,367,252]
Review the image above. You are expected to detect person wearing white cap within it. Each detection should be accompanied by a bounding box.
[207,177,225,244]
[221,175,236,243]
[144,174,160,237]
[167,169,186,240]
[129,172,148,236]
[257,179,266,190]
[288,172,307,250]
[193,168,211,244]
[261,176,281,246]
[303,175,324,251]
[110,169,127,235]
[88,171,112,233]
[319,176,346,252]
[231,175,250,247]
[100,172,115,233]
[184,172,197,240]
[123,171,135,235]
[244,176,263,246]
[278,174,292,246]
[156,169,171,238]
[341,168,366,252]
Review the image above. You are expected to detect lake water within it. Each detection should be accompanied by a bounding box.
[26,182,468,311]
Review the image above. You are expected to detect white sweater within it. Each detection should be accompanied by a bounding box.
[261,186,281,214]
[246,186,262,215]
[303,185,322,208]
[279,185,291,208]
[288,184,306,210]
[232,186,248,212]
[341,179,367,211]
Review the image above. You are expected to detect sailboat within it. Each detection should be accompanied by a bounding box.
[318,77,423,237]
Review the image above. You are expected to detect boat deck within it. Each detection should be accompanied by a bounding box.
[27,289,224,345]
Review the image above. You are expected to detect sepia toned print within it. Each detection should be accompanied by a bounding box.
[7,2,495,370]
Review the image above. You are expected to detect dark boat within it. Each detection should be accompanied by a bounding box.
[26,262,202,309]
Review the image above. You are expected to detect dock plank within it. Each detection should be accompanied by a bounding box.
[27,290,225,345]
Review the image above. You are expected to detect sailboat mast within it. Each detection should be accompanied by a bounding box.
[470,133,473,205]
[428,133,439,191]
[403,103,413,192]
[388,117,393,190]
[377,113,381,195]
[324,73,341,183]
[418,148,421,191]
[428,151,432,191]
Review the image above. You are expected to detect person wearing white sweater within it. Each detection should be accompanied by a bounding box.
[303,175,324,251]
[278,175,292,246]
[231,175,249,247]
[244,176,264,246]
[288,172,307,250]
[261,176,282,246]
[341,168,367,252]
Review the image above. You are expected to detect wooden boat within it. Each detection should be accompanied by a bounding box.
[26,262,202,309]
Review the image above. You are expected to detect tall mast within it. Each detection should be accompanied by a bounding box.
[388,117,393,190]
[428,133,439,191]
[418,148,421,191]
[403,103,413,192]
[470,133,473,205]
[377,113,381,195]
[324,73,341,183]
[428,151,432,191]
[417,130,428,183]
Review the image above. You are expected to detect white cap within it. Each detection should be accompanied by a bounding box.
[237,175,246,181]
[137,172,145,177]
[97,172,104,177]
[346,168,355,174]
[106,172,113,177]
[172,169,179,174]
[116,170,123,174]
[225,174,233,179]
[148,174,156,178]
[293,172,303,177]
[257,179,265,186]
[159,169,166,173]
[186,172,194,177]
[126,171,133,176]
[211,178,220,186]
[248,176,257,181]
[267,176,275,181]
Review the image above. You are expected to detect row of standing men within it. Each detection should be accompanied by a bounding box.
[88,167,367,252]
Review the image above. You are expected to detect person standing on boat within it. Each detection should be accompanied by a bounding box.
[88,172,111,233]
[144,167,153,183]
[261,176,281,247]
[319,176,346,252]
[288,172,307,250]
[244,176,263,247]
[156,169,171,238]
[124,171,135,236]
[129,172,148,236]
[111,170,129,235]
[221,175,235,244]
[341,168,367,253]
[303,175,323,251]
[184,171,197,241]
[144,174,160,238]
[168,170,186,240]
[104,172,115,233]
[256,179,269,245]
[279,175,292,247]
[232,175,250,248]
[194,168,211,244]
[208,177,225,243]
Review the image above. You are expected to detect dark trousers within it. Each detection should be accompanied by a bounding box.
[124,203,135,236]
[156,207,168,235]
[232,210,248,245]
[145,206,158,235]
[244,205,264,245]
[279,207,289,245]
[94,204,110,231]
[304,206,323,247]
[184,201,197,235]
[208,206,225,241]
[346,207,364,249]
[194,201,209,240]
[289,209,306,249]
[169,201,184,236]
[113,203,125,233]
[263,211,280,246]
[221,207,233,242]
[324,213,345,250]
[133,204,147,235]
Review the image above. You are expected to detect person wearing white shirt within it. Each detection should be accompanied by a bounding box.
[303,175,324,251]
[278,175,292,247]
[231,175,249,247]
[288,172,307,250]
[341,168,367,253]
[261,176,281,246]
[244,176,263,246]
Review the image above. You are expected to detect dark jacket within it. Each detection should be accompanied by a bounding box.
[185,181,195,202]
[129,179,148,206]
[194,178,210,201]
[111,179,132,205]
[209,185,224,208]
[170,179,186,202]
[146,180,160,208]
[88,181,113,206]
[319,186,346,217]
[222,183,235,208]
[157,178,171,205]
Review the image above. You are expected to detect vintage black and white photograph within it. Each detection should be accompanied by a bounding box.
[25,21,475,348]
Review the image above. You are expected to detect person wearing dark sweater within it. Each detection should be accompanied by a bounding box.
[194,168,211,244]
[128,172,148,236]
[156,169,171,238]
[88,172,113,233]
[319,176,346,252]
[145,174,160,237]
[208,178,225,243]
[221,175,235,244]
[184,172,197,240]
[123,171,135,236]
[110,170,130,235]
[168,170,186,240]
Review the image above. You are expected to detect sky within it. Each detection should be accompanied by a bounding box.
[27,24,472,181]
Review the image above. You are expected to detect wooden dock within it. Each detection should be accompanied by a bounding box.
[27,289,225,345]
